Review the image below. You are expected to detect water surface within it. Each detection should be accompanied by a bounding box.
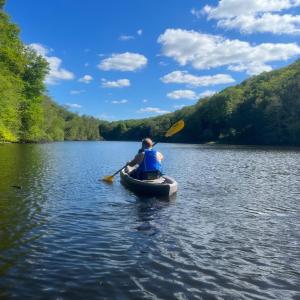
[0,142,299,299]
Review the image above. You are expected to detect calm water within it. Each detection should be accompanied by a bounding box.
[0,142,299,299]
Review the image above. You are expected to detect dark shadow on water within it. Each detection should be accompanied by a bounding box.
[135,192,177,203]
[130,193,176,236]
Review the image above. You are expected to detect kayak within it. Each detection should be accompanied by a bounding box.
[120,166,177,197]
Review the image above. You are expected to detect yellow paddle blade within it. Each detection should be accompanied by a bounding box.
[165,120,185,137]
[102,175,114,183]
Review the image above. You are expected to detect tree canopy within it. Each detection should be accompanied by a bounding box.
[0,6,101,142]
[100,59,300,146]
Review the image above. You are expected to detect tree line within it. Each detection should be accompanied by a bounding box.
[0,1,101,142]
[100,59,300,146]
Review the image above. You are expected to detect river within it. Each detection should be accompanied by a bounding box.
[0,142,299,299]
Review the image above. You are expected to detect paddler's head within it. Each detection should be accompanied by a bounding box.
[142,138,153,149]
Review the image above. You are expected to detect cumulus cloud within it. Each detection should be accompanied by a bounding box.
[158,29,300,75]
[137,29,143,35]
[78,75,93,84]
[29,43,74,85]
[203,0,300,19]
[191,8,203,18]
[167,90,198,100]
[65,103,82,109]
[217,13,300,34]
[101,78,131,88]
[98,52,147,71]
[70,90,85,95]
[200,0,300,34]
[174,104,186,109]
[137,107,170,114]
[111,99,128,104]
[161,71,235,87]
[119,35,135,41]
[199,90,216,98]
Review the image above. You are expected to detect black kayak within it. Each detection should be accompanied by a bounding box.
[120,167,177,197]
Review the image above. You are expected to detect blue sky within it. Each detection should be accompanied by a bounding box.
[6,0,300,120]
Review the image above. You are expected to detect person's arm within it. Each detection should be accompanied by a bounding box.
[127,153,144,167]
[157,151,163,162]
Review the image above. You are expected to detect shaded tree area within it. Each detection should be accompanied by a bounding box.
[0,2,101,142]
[101,59,300,146]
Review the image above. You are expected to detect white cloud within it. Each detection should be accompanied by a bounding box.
[137,29,143,35]
[79,75,93,84]
[137,107,170,114]
[30,43,49,56]
[167,89,198,100]
[161,71,235,87]
[158,29,300,75]
[142,99,148,103]
[101,78,131,88]
[191,8,203,18]
[199,90,216,98]
[159,61,169,66]
[65,103,82,109]
[119,35,135,41]
[227,62,272,74]
[203,0,300,19]
[201,0,300,34]
[29,43,74,85]
[174,104,186,109]
[111,99,128,104]
[98,52,147,71]
[217,13,300,34]
[70,90,85,95]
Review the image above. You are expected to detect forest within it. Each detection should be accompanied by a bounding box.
[100,59,300,146]
[1,0,300,146]
[0,1,101,142]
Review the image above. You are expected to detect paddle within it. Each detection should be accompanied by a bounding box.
[102,119,185,183]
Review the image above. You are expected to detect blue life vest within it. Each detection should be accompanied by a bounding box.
[138,149,162,173]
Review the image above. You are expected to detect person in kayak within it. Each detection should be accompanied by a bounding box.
[126,138,163,180]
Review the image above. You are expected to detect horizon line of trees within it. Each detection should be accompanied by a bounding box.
[100,59,300,146]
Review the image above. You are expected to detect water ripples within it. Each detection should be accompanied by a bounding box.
[0,142,300,299]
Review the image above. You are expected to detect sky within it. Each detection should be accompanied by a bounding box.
[6,0,300,121]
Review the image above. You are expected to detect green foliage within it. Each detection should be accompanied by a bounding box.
[101,59,300,146]
[65,115,101,141]
[0,0,5,9]
[0,7,102,143]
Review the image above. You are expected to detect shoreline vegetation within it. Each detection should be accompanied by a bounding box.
[1,1,300,146]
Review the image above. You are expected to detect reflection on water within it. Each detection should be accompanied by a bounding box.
[0,142,300,299]
[0,145,47,279]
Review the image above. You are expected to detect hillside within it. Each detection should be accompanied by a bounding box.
[100,59,300,146]
[0,2,101,142]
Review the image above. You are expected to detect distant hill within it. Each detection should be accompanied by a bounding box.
[100,59,300,146]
